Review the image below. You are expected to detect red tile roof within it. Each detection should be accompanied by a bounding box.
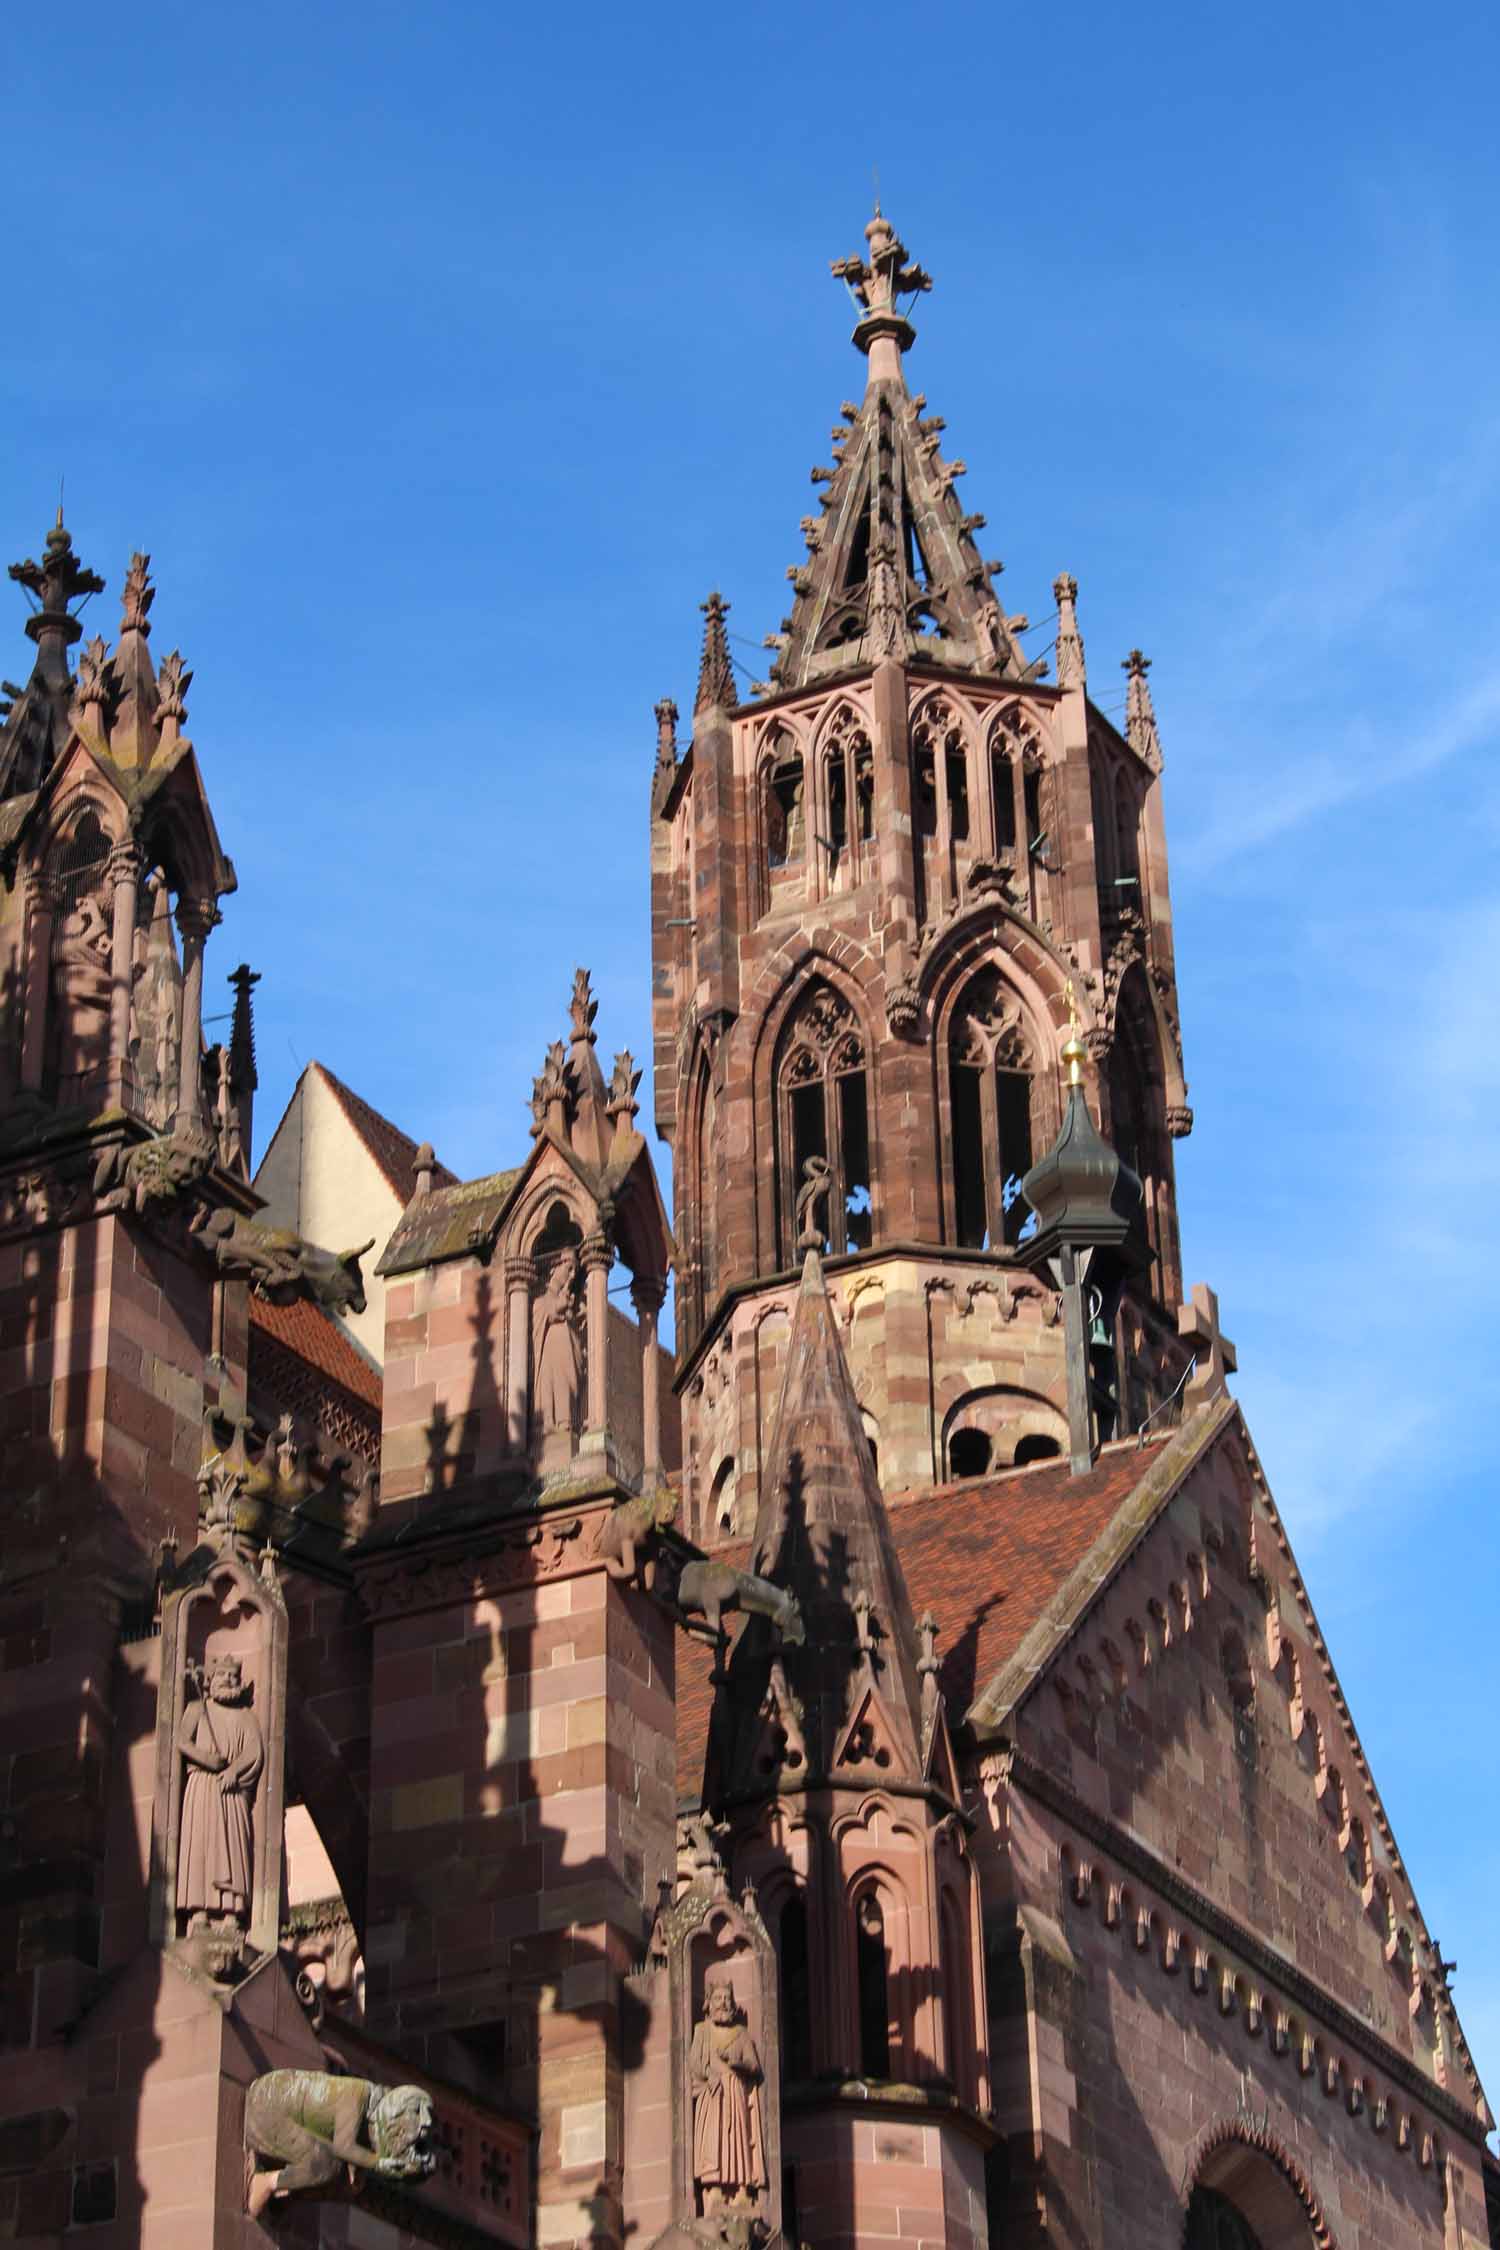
[314,1063,460,1204]
[675,1437,1166,1802]
[248,1291,383,1413]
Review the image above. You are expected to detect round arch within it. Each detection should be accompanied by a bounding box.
[940,1384,1067,1478]
[1183,2121,1337,2250]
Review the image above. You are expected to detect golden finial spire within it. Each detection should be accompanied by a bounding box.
[1061,981,1086,1088]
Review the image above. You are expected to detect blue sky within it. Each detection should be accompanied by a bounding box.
[8,0,1499,2119]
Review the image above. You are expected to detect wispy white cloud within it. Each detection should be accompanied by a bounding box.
[1178,670,1500,875]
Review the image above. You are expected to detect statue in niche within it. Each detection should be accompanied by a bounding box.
[532,1246,583,1437]
[50,886,112,1092]
[690,1976,767,2215]
[175,1654,264,1932]
[245,2070,435,2220]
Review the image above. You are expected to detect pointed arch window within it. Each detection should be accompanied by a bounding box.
[820,708,874,886]
[762,731,805,881]
[855,1893,891,2079]
[910,698,972,925]
[774,981,872,1261]
[948,969,1038,1251]
[987,708,1047,912]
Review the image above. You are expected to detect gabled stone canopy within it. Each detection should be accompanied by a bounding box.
[765,210,1028,692]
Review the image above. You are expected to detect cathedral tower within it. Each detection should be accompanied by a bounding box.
[651,214,1194,1537]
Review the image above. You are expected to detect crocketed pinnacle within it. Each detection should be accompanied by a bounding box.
[695,591,736,714]
[722,1248,925,1785]
[767,211,1024,692]
[1123,649,1162,770]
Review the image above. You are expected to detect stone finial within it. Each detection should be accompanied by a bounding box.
[7,509,104,680]
[155,648,191,737]
[654,697,679,772]
[534,1039,570,1138]
[1177,1282,1238,1406]
[569,966,598,1046]
[695,591,736,715]
[831,206,932,377]
[76,634,111,717]
[120,551,154,637]
[1122,648,1162,770]
[412,1141,436,1198]
[606,1051,642,1126]
[1053,572,1085,691]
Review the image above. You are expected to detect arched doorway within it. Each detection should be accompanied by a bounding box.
[1184,2127,1333,2249]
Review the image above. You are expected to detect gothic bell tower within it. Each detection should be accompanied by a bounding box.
[650,213,1195,1538]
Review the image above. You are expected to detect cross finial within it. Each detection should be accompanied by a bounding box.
[831,208,932,381]
[1177,1282,1238,1405]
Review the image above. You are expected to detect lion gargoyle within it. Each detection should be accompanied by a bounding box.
[598,1484,677,1586]
[245,2069,435,2221]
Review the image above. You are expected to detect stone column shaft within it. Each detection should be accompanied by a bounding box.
[107,840,141,1096]
[583,1234,611,1437]
[632,1277,666,1484]
[505,1258,533,1455]
[20,873,57,1092]
[173,899,219,1136]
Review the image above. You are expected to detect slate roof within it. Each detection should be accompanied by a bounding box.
[313,1063,460,1203]
[248,1292,383,1413]
[675,1433,1173,1803]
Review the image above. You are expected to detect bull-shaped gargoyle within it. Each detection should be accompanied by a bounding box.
[675,1560,805,1647]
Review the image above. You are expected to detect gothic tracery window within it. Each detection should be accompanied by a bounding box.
[947,968,1038,1251]
[774,980,872,1261]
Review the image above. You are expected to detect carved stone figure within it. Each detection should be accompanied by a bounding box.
[175,1655,263,1930]
[50,887,112,1090]
[244,2069,435,2220]
[690,1979,767,2215]
[598,1484,677,1584]
[533,1247,583,1436]
[676,1560,805,1646]
[192,1205,372,1314]
[92,1130,211,1215]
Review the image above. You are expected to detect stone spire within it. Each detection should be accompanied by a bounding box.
[0,511,105,799]
[695,592,735,714]
[767,211,1024,693]
[716,1249,925,1793]
[1123,648,1162,771]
